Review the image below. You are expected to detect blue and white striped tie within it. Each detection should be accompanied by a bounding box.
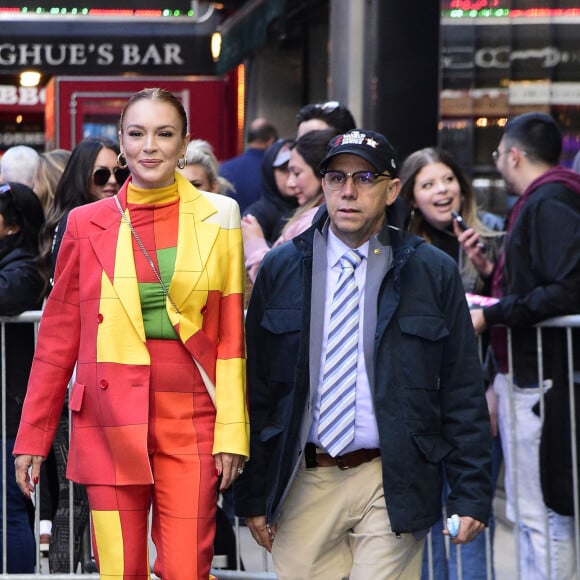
[318,249,363,457]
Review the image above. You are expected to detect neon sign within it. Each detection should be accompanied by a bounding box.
[0,1,201,17]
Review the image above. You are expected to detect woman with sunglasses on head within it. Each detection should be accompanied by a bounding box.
[243,128,338,283]
[14,88,248,580]
[0,182,47,573]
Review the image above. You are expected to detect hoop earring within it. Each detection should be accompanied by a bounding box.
[177,155,186,170]
[117,153,128,169]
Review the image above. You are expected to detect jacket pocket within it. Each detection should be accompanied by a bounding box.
[396,315,449,391]
[261,308,302,382]
[411,432,453,464]
[261,308,302,335]
[68,381,85,412]
[398,314,449,342]
[260,423,284,443]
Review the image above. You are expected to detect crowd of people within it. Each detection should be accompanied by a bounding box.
[0,92,578,579]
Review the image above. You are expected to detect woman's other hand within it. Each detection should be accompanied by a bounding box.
[214,452,246,491]
[14,454,43,499]
[453,220,494,278]
[241,214,265,243]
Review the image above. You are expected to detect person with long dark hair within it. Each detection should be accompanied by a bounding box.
[0,182,46,573]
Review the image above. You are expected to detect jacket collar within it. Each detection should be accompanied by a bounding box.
[294,206,422,261]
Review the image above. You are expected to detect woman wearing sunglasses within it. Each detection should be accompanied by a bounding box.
[0,182,46,573]
[40,138,129,283]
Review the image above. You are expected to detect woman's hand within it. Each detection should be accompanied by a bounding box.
[14,454,43,499]
[241,214,265,243]
[452,221,494,278]
[214,452,246,491]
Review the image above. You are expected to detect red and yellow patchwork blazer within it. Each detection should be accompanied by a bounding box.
[15,173,249,485]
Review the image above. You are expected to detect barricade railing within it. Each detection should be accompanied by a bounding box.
[1,311,578,579]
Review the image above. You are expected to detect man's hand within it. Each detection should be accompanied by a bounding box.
[443,515,485,545]
[245,515,277,552]
[471,308,487,336]
[14,454,43,499]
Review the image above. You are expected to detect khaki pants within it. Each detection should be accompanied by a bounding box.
[272,456,424,580]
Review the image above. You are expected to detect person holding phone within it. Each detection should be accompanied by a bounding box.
[399,147,505,580]
[399,147,504,295]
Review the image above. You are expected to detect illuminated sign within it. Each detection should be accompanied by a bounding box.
[0,1,195,10]
[0,85,46,106]
[0,19,216,75]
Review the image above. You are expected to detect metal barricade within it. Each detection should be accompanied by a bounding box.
[1,311,578,579]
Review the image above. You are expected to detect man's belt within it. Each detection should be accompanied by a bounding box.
[305,443,380,470]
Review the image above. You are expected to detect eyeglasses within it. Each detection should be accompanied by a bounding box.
[322,170,391,191]
[0,183,11,196]
[93,167,130,186]
[491,149,502,162]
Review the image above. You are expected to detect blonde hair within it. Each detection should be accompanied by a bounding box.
[185,139,233,195]
[34,149,71,216]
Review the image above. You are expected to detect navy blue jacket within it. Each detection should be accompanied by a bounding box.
[220,148,265,214]
[0,246,44,437]
[236,210,492,534]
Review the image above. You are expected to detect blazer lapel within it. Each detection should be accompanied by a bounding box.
[167,174,219,339]
[89,187,146,342]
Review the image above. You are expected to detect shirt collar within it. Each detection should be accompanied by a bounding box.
[327,227,369,269]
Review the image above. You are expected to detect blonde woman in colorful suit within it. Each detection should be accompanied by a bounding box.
[14,88,249,580]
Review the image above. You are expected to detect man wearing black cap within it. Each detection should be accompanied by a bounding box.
[236,129,492,578]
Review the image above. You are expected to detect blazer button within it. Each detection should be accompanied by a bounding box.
[100,379,109,389]
[97,313,104,323]
[201,305,208,315]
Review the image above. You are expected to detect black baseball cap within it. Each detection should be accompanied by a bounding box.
[319,129,398,177]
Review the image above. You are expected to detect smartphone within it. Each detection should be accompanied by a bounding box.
[451,210,486,252]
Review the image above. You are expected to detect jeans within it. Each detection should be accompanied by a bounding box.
[494,373,577,579]
[0,437,35,573]
[421,436,502,580]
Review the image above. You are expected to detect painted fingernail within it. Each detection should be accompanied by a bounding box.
[33,476,38,485]
[215,469,220,477]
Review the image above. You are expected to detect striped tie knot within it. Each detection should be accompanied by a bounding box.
[339,250,362,272]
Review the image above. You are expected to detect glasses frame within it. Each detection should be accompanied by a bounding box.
[93,167,130,187]
[321,169,391,191]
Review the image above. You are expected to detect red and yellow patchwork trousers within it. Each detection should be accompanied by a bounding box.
[86,339,218,579]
